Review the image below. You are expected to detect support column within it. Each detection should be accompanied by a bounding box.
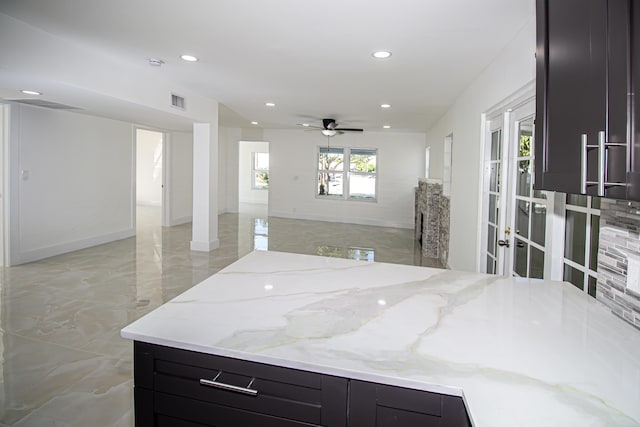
[190,115,219,251]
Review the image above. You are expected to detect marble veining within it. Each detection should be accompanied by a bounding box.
[122,250,640,427]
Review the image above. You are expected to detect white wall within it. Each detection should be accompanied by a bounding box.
[168,131,193,225]
[238,141,269,205]
[218,126,241,213]
[8,103,134,265]
[136,129,163,206]
[264,129,425,228]
[425,18,536,272]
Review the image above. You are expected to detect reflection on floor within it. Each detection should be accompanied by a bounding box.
[0,206,441,426]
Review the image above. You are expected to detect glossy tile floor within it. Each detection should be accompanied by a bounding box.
[0,205,439,426]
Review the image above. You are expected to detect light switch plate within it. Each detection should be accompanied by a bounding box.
[626,254,640,293]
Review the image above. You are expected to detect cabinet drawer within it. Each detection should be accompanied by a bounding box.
[154,392,322,427]
[134,342,347,427]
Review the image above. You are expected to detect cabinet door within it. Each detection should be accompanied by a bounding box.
[629,2,640,200]
[348,380,470,427]
[535,0,607,195]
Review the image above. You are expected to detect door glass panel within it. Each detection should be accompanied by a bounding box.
[486,256,496,274]
[564,211,586,264]
[533,189,547,199]
[487,225,496,255]
[529,246,544,279]
[592,197,601,209]
[489,195,497,224]
[566,194,588,207]
[590,215,599,271]
[516,200,530,238]
[517,160,531,196]
[531,203,546,246]
[490,163,500,192]
[491,130,501,160]
[514,238,527,277]
[564,264,584,291]
[588,276,597,297]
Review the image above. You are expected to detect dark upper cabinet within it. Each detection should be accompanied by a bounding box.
[535,0,632,200]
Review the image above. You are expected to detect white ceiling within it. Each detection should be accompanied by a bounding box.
[0,0,534,132]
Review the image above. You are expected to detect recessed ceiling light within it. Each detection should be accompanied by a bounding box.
[372,51,392,59]
[265,102,276,107]
[380,104,391,108]
[383,125,391,129]
[21,90,41,95]
[302,123,310,127]
[180,54,198,62]
[251,121,259,125]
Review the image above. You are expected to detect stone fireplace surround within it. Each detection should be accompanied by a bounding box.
[415,179,450,268]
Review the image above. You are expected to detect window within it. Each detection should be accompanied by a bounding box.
[252,152,269,189]
[563,195,600,297]
[317,147,377,200]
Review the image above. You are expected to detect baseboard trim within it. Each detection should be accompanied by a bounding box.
[190,239,220,252]
[14,228,136,265]
[268,210,413,229]
[169,215,192,226]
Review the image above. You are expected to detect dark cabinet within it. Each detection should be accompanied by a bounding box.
[348,380,470,427]
[133,342,471,427]
[134,342,348,427]
[535,0,632,200]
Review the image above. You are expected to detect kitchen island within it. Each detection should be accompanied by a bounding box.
[121,250,640,426]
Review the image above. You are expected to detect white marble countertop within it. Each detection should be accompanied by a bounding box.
[121,251,640,426]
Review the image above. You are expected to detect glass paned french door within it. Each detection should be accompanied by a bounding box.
[481,96,552,278]
[510,114,548,279]
[484,126,503,274]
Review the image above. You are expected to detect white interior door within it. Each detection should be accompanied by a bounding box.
[506,100,550,278]
[480,113,511,274]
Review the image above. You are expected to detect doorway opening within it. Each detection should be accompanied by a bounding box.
[135,128,165,230]
[238,141,269,217]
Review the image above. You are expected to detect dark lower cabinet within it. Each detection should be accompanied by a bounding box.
[348,381,470,427]
[133,342,471,427]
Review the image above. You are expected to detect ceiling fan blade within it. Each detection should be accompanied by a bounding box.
[335,128,364,132]
[297,123,323,129]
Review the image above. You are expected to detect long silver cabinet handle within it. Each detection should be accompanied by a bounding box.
[581,134,599,194]
[199,372,258,396]
[581,134,588,194]
[598,130,605,196]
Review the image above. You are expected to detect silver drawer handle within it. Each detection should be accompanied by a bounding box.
[199,371,258,396]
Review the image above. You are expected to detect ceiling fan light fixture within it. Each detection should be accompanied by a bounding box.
[302,123,310,127]
[21,90,42,95]
[321,129,337,137]
[372,51,392,59]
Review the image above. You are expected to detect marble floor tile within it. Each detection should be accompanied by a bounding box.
[0,205,438,426]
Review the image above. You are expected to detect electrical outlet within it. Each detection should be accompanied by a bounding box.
[626,254,640,293]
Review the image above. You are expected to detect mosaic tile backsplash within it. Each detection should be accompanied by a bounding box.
[598,199,640,329]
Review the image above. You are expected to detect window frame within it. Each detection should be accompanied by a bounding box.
[316,146,378,202]
[251,152,269,190]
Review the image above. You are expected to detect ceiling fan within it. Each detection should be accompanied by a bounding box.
[299,118,364,137]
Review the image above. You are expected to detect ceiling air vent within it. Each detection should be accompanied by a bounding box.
[10,99,81,110]
[171,93,185,110]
